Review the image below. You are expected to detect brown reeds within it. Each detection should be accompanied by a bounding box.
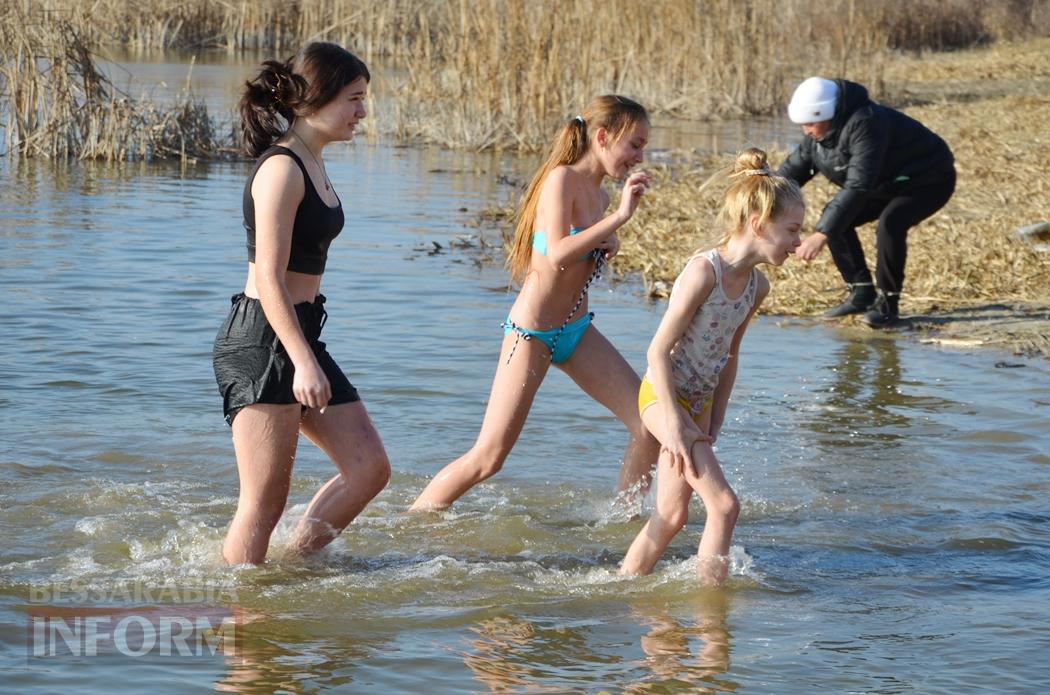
[391,0,894,150]
[27,0,1050,55]
[0,6,225,161]
[18,0,1050,151]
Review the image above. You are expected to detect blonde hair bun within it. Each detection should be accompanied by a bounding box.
[731,147,771,177]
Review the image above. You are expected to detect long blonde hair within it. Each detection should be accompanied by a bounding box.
[507,95,649,283]
[713,147,803,246]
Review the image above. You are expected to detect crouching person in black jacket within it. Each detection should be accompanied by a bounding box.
[777,77,956,327]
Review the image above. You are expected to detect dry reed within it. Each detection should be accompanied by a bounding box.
[27,0,1049,55]
[17,0,1050,151]
[390,0,893,150]
[0,6,225,161]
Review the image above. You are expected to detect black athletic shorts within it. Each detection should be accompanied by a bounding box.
[212,293,360,425]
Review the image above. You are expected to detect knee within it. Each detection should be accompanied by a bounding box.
[371,453,392,493]
[877,209,912,238]
[622,411,654,445]
[466,441,512,481]
[708,489,740,526]
[343,448,391,497]
[654,505,689,536]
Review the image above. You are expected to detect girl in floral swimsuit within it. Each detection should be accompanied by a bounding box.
[620,147,805,585]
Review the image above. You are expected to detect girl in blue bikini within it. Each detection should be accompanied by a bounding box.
[410,95,660,512]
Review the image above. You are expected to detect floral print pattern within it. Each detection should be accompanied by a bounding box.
[646,249,757,415]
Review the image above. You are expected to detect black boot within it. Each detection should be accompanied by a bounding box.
[863,291,900,328]
[823,283,876,318]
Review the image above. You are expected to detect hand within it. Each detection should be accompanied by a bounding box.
[596,232,620,260]
[292,357,331,410]
[663,417,712,478]
[797,232,827,261]
[616,170,651,221]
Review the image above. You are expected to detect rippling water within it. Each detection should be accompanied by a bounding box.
[3,57,1050,694]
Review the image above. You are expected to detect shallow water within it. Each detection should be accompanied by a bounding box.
[2,56,1050,694]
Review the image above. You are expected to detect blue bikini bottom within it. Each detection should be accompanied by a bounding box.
[502,312,594,364]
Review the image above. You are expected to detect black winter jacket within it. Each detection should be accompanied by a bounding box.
[777,79,954,239]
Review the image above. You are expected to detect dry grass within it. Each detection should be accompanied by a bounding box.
[0,7,224,161]
[25,0,431,60]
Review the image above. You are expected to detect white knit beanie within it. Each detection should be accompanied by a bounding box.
[788,77,838,124]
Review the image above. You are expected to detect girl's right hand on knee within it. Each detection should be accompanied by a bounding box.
[293,359,332,410]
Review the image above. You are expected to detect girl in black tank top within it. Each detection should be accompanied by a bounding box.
[243,145,344,275]
[211,43,390,566]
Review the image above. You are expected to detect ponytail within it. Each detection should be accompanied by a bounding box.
[507,117,588,283]
[239,59,303,157]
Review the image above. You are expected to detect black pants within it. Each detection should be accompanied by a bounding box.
[826,168,956,294]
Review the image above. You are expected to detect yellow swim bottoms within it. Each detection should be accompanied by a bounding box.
[637,378,711,424]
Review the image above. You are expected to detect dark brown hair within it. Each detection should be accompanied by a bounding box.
[239,42,370,157]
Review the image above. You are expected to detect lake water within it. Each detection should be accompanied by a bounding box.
[1,53,1049,694]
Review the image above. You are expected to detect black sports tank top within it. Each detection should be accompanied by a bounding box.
[243,145,344,275]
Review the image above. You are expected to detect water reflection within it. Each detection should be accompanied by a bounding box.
[214,611,378,693]
[461,615,561,692]
[626,591,737,693]
[806,336,909,449]
[457,593,738,693]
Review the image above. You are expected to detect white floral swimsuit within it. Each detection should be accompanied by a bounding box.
[646,249,758,416]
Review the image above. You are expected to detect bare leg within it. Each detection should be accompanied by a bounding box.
[620,449,693,575]
[559,326,660,500]
[289,401,391,554]
[409,332,552,512]
[690,440,741,585]
[223,403,302,565]
[620,404,740,585]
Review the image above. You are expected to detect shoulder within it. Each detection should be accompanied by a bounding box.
[844,103,887,138]
[255,148,302,178]
[542,165,575,190]
[253,149,305,195]
[675,253,718,297]
[753,269,771,303]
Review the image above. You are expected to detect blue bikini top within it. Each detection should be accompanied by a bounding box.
[532,226,583,255]
[533,227,598,261]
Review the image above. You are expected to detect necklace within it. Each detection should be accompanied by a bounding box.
[290,130,330,191]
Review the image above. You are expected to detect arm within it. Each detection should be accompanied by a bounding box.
[815,113,890,238]
[709,273,770,441]
[251,156,331,410]
[779,141,827,261]
[646,258,716,476]
[539,168,650,268]
[776,140,816,188]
